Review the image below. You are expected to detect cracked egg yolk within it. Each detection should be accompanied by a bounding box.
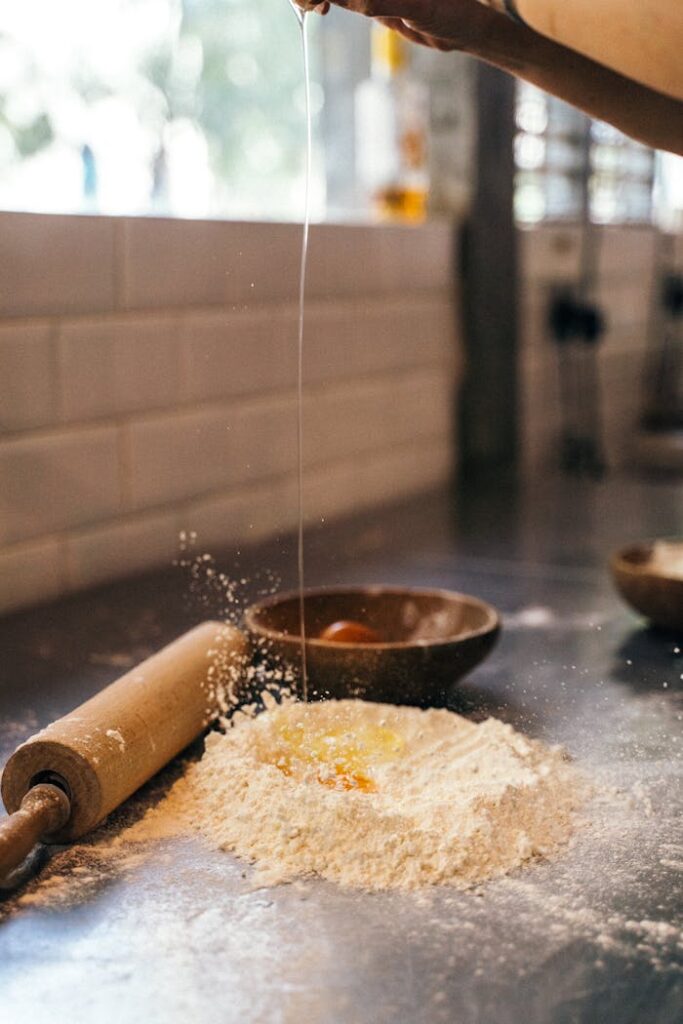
[269,719,404,793]
[319,620,382,644]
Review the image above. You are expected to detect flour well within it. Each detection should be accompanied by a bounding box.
[122,699,586,891]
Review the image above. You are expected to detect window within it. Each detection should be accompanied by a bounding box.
[513,82,683,228]
[589,119,656,225]
[514,83,586,224]
[0,0,325,221]
[0,2,477,224]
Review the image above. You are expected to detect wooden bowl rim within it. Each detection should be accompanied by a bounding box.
[244,584,501,651]
[611,539,683,584]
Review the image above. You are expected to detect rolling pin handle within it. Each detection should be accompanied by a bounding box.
[0,783,71,886]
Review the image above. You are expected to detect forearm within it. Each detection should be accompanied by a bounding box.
[468,14,683,155]
[512,0,683,102]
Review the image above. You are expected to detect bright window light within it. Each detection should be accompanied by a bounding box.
[0,0,325,220]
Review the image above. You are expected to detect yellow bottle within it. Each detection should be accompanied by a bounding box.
[355,26,430,222]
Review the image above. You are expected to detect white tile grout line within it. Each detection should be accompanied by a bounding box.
[48,317,64,424]
[0,432,453,557]
[0,359,457,444]
[116,421,134,512]
[177,313,195,406]
[0,289,454,330]
[113,218,126,313]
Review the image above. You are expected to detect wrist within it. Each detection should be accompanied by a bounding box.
[465,5,532,68]
[480,0,527,25]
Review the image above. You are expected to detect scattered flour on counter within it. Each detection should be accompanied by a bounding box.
[5,703,679,978]
[504,606,556,629]
[119,699,587,891]
[660,859,683,871]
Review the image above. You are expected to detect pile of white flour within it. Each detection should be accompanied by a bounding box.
[122,699,585,891]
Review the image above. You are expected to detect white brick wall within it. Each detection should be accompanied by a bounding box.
[0,322,57,432]
[58,316,183,422]
[518,224,675,475]
[0,212,459,615]
[0,426,123,545]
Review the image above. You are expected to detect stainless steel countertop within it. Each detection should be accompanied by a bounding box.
[1,477,682,1023]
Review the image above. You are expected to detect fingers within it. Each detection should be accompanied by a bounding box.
[334,0,427,19]
[340,0,495,50]
[295,0,330,13]
[334,0,462,41]
[375,15,456,50]
[375,16,431,45]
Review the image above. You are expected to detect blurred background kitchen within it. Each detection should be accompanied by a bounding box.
[1,0,682,615]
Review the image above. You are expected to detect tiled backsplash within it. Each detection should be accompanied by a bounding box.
[518,225,682,474]
[4,212,667,615]
[0,213,459,614]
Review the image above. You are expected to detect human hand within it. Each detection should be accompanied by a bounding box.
[295,0,331,14]
[295,0,683,153]
[293,0,502,54]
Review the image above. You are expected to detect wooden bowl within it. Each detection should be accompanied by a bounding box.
[611,540,683,632]
[244,585,500,707]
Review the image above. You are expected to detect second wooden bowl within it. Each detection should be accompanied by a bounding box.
[611,540,683,632]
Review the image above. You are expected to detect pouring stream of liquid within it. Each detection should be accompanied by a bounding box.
[291,3,311,699]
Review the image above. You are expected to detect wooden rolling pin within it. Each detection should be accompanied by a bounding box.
[0,621,246,883]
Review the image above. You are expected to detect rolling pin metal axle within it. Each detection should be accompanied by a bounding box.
[0,621,246,884]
